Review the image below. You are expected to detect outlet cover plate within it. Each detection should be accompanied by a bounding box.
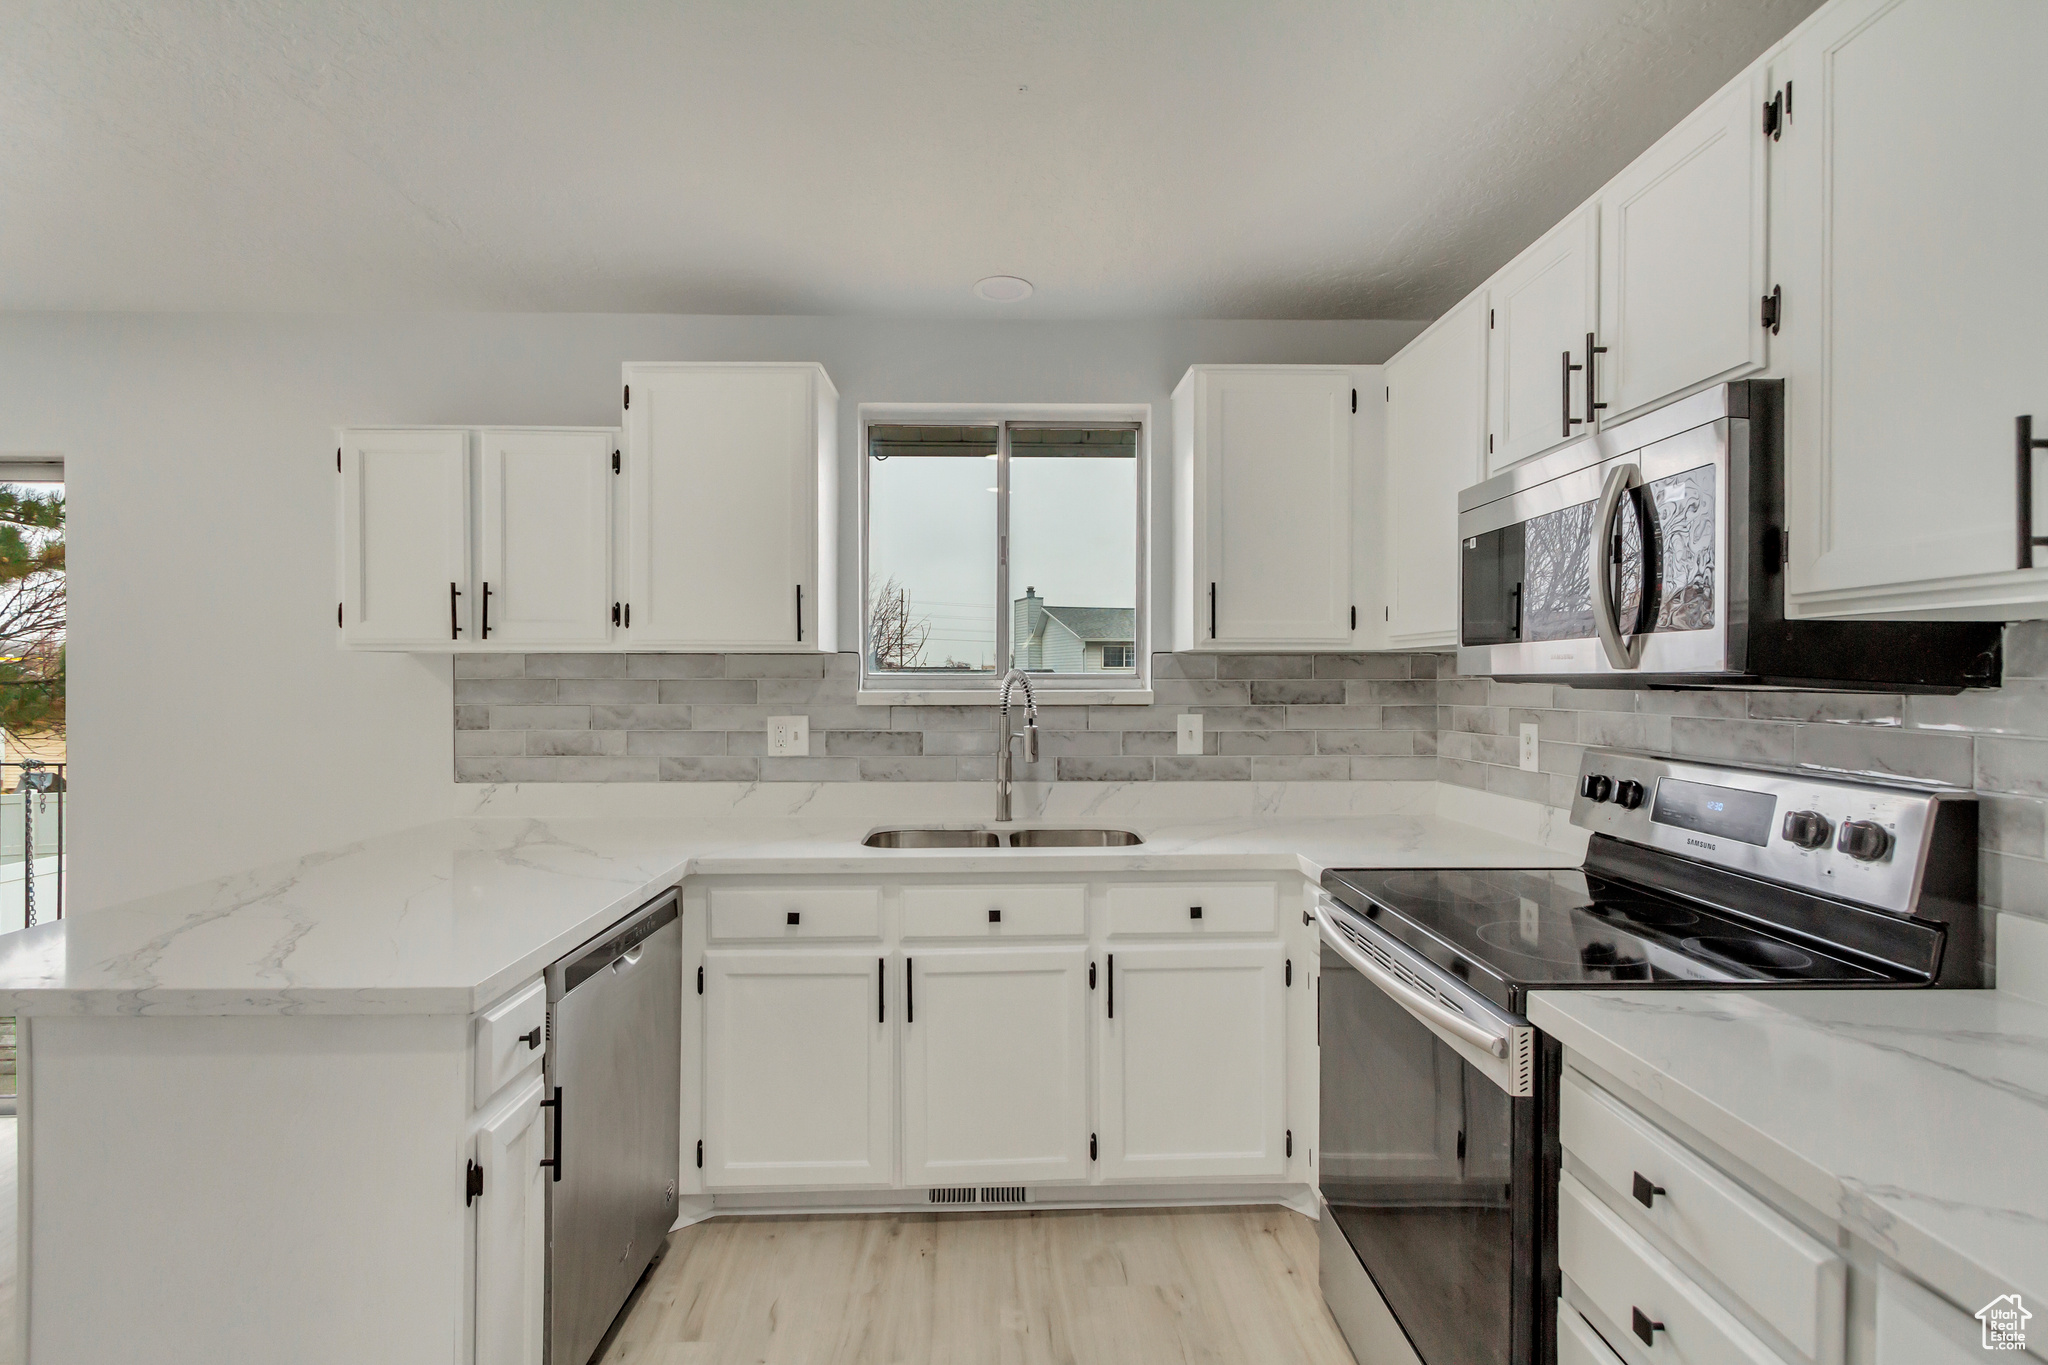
[1177,714,1203,756]
[768,715,810,758]
[1518,723,1539,772]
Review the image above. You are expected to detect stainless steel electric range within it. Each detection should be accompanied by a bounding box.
[1313,749,1981,1365]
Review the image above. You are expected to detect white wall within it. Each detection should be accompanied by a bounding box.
[0,313,1423,911]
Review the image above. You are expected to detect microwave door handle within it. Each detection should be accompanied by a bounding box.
[1591,463,1645,670]
[1315,901,1510,1059]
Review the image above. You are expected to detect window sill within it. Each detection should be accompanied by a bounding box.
[857,688,1155,707]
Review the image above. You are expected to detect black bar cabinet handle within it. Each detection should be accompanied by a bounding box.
[1561,349,1584,437]
[539,1086,562,1181]
[481,582,493,640]
[1107,953,1114,1019]
[1585,332,1607,424]
[449,582,462,640]
[906,957,914,1024]
[2020,416,2048,569]
[878,957,885,1024]
[796,584,803,642]
[1208,582,1217,639]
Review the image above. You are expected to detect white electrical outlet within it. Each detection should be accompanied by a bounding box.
[1177,714,1203,755]
[1519,722,1539,772]
[767,715,809,757]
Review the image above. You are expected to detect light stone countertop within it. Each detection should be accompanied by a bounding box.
[0,783,1585,1018]
[1530,987,2048,1322]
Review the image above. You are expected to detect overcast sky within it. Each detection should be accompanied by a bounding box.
[869,452,1136,669]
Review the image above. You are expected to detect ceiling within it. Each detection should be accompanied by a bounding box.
[0,0,1822,318]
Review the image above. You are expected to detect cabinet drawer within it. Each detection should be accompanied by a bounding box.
[473,978,546,1109]
[1562,1070,1843,1362]
[1106,883,1275,935]
[1560,1172,1783,1365]
[1560,1308,1627,1365]
[708,885,882,941]
[901,884,1086,939]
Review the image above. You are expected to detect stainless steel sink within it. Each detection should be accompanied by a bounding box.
[863,828,1004,849]
[1007,828,1144,848]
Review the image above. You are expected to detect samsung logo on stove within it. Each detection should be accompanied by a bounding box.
[1686,837,1718,851]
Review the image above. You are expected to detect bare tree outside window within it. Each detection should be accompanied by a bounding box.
[868,574,932,672]
[0,484,64,738]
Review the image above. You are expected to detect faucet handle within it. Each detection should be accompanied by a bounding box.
[1023,718,1040,764]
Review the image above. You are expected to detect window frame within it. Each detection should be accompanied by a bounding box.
[856,402,1152,704]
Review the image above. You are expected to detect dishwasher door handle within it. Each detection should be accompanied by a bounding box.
[539,1086,562,1182]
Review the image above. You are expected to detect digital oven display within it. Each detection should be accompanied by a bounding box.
[1649,779,1777,847]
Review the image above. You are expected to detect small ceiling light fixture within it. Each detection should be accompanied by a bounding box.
[973,275,1033,303]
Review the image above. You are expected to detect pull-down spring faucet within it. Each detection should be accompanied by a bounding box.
[995,669,1039,823]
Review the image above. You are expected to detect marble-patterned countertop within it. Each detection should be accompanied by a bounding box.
[1530,988,2048,1320]
[0,787,1583,1018]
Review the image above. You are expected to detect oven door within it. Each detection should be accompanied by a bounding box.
[1317,898,1545,1365]
[1457,416,1733,682]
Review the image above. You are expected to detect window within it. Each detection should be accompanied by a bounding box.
[862,413,1145,693]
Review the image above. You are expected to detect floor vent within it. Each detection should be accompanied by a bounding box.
[928,1187,977,1205]
[980,1187,1028,1204]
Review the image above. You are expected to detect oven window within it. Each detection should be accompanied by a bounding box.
[1321,945,1517,1365]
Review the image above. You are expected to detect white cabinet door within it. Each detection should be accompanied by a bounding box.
[474,1076,546,1365]
[1598,67,1769,424]
[1179,367,1358,649]
[902,948,1089,1187]
[477,429,614,647]
[623,363,836,650]
[1488,205,1600,473]
[702,950,892,1189]
[1098,943,1287,1180]
[1384,294,1489,648]
[1774,0,2048,617]
[1874,1266,1994,1365]
[339,428,470,648]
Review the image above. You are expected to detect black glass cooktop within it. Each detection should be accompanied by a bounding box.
[1322,866,1899,1013]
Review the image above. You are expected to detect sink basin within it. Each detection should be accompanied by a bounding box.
[1007,828,1144,848]
[863,829,1003,849]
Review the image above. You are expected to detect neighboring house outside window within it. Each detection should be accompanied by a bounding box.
[1011,589,1137,674]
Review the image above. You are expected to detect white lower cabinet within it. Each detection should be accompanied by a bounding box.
[473,1075,547,1365]
[702,949,893,1189]
[1560,1308,1628,1365]
[1097,943,1288,1181]
[1873,1266,1993,1365]
[902,947,1090,1186]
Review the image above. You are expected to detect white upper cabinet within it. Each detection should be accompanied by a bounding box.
[477,429,616,648]
[338,427,471,649]
[901,947,1090,1188]
[1597,66,1770,424]
[1172,365,1370,651]
[1487,205,1600,474]
[1384,294,1489,648]
[1097,943,1288,1181]
[622,362,839,651]
[1773,0,2048,618]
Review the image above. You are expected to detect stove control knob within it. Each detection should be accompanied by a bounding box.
[1613,779,1645,810]
[1781,810,1833,850]
[1837,819,1892,862]
[1581,774,1614,803]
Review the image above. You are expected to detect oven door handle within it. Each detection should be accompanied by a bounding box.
[1590,461,1646,671]
[1316,901,1509,1059]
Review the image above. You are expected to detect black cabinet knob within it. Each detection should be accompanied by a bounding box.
[786,911,801,926]
[1190,906,1203,920]
[989,908,1001,923]
[1614,779,1645,809]
[1781,809,1833,849]
[1836,819,1892,862]
[519,1026,542,1051]
[1632,1171,1665,1208]
[1631,1308,1665,1347]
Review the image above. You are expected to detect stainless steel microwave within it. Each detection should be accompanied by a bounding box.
[1455,381,2001,692]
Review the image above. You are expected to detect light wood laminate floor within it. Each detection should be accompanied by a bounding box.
[597,1205,1356,1365]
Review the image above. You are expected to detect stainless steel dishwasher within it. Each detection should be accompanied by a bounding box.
[544,890,681,1365]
